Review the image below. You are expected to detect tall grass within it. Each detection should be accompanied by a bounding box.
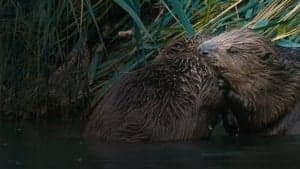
[0,0,299,120]
[90,0,300,107]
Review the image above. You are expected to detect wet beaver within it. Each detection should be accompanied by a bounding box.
[197,29,300,135]
[84,35,226,142]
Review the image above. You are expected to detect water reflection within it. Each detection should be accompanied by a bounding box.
[1,121,300,169]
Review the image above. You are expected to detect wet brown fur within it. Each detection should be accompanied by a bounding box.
[198,29,300,135]
[84,35,225,142]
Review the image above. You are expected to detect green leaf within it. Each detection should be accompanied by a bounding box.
[245,8,253,19]
[127,0,145,59]
[89,53,101,84]
[160,0,195,37]
[113,0,156,43]
[254,19,269,29]
[276,39,300,48]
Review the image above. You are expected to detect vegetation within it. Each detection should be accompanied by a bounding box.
[0,0,299,120]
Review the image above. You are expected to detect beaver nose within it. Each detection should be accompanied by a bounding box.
[197,42,216,56]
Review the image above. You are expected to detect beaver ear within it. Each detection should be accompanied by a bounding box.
[226,46,239,54]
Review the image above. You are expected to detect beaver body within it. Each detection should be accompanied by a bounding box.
[197,29,300,136]
[84,36,225,142]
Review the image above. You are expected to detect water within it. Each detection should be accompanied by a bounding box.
[1,121,300,169]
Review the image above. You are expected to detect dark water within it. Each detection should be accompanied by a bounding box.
[1,121,300,169]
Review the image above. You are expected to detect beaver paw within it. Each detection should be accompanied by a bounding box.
[222,111,240,136]
[227,90,240,100]
[227,90,252,110]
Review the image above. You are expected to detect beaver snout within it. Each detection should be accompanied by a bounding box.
[197,41,217,56]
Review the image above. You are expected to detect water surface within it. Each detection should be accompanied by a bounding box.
[1,121,300,169]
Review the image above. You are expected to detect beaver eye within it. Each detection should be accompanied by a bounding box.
[171,43,186,51]
[261,53,272,61]
[176,44,185,49]
[227,46,239,54]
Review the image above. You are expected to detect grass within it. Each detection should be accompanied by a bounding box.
[0,0,299,120]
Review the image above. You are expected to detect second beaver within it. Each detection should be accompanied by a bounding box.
[84,35,226,142]
[197,29,300,136]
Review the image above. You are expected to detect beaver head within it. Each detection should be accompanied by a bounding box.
[156,34,209,60]
[197,29,280,85]
[197,29,300,133]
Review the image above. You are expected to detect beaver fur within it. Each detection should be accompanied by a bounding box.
[84,35,225,142]
[198,29,300,136]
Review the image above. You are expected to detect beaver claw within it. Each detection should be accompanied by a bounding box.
[217,79,230,93]
[217,79,225,88]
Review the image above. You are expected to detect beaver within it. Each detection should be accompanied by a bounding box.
[197,29,300,136]
[84,35,226,142]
